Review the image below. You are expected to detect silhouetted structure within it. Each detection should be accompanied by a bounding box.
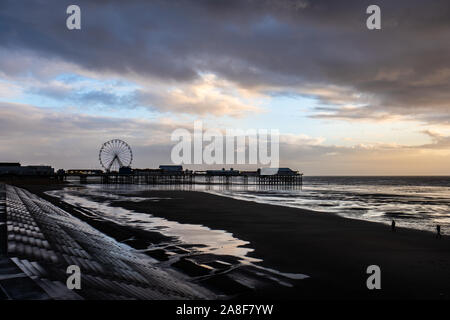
[0,163,54,176]
[159,165,183,173]
[79,167,303,185]
[99,139,133,172]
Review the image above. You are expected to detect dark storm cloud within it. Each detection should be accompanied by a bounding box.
[1,0,450,122]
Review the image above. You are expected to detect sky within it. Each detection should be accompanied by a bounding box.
[0,0,449,175]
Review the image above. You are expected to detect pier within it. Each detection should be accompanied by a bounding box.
[60,167,303,186]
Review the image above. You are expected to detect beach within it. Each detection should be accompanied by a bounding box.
[21,184,450,300]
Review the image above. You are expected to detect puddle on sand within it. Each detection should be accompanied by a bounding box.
[46,186,308,284]
[47,187,260,263]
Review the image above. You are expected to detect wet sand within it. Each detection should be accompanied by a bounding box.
[23,185,450,299]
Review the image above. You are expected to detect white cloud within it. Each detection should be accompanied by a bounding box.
[137,73,263,117]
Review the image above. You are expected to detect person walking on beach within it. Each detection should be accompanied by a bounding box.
[436,225,441,239]
[391,220,396,232]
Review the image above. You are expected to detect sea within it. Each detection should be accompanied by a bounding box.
[209,176,450,233]
[60,176,450,233]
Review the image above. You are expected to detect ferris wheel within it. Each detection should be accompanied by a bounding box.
[99,139,133,172]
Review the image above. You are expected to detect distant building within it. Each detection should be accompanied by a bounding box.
[0,163,54,176]
[240,170,259,176]
[159,165,183,172]
[66,169,103,175]
[260,168,299,176]
[133,168,161,174]
[159,165,184,175]
[119,166,132,175]
[206,168,240,176]
[0,163,21,175]
[0,162,21,167]
[25,166,55,176]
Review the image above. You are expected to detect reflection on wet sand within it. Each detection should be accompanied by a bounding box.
[46,186,308,298]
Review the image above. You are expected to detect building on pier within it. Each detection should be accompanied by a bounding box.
[260,167,299,176]
[118,166,132,174]
[66,169,103,175]
[159,165,183,173]
[205,168,240,176]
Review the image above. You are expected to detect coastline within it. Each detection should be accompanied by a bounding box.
[23,184,450,299]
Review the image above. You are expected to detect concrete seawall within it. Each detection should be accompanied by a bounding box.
[0,184,214,300]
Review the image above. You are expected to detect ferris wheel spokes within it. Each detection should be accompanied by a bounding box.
[99,139,133,172]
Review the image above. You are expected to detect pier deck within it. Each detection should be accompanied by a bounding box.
[61,171,303,185]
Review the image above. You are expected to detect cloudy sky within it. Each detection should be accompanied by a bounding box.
[0,0,449,175]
